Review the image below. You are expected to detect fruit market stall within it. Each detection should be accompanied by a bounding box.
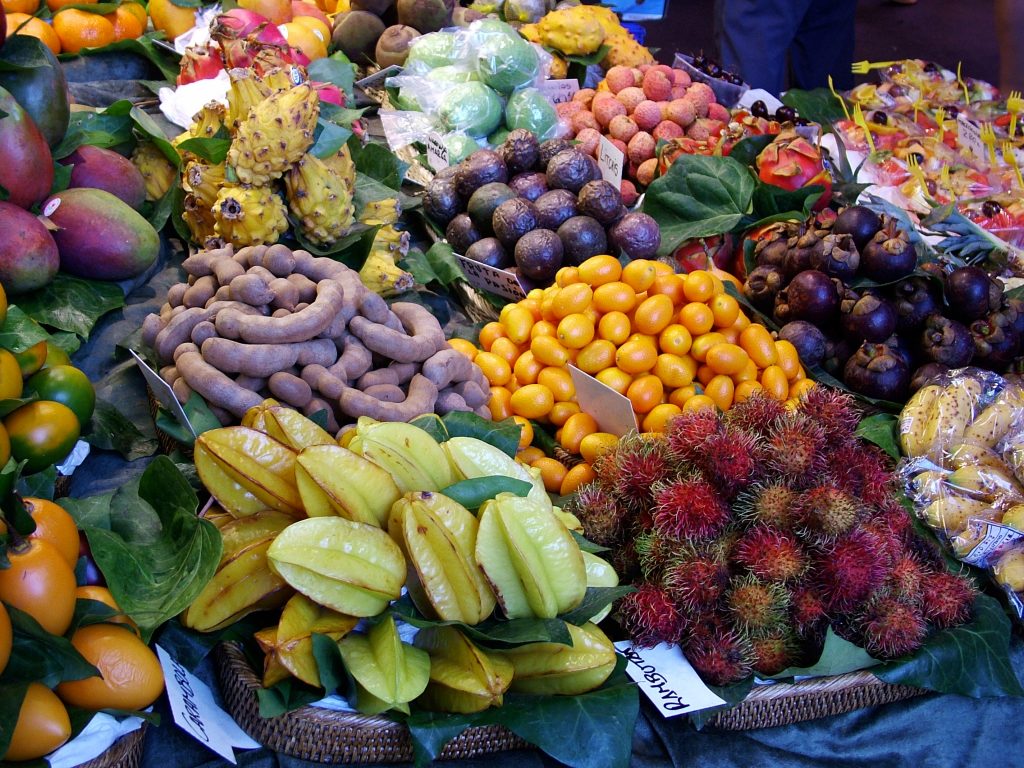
[3,0,1024,765]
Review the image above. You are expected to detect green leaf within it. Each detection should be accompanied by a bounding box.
[351,140,407,190]
[175,136,231,165]
[16,465,55,500]
[147,174,180,232]
[52,159,73,193]
[286,219,375,260]
[154,395,222,444]
[560,586,635,626]
[560,44,611,67]
[781,87,850,126]
[15,274,125,339]
[311,631,348,694]
[85,399,159,461]
[873,593,1024,697]
[355,171,419,218]
[0,306,52,354]
[773,628,879,679]
[439,476,532,509]
[52,102,135,160]
[2,488,36,537]
[856,412,901,460]
[68,598,122,634]
[570,531,610,554]
[725,134,773,167]
[750,182,823,221]
[0,684,28,760]
[308,54,356,98]
[642,154,756,255]
[409,413,448,443]
[424,242,464,287]
[390,596,573,648]
[310,117,353,160]
[0,396,37,419]
[441,412,521,458]
[257,677,322,718]
[3,604,98,687]
[62,457,222,642]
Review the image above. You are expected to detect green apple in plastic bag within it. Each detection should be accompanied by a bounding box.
[406,30,460,70]
[427,65,478,85]
[439,82,504,137]
[475,23,540,94]
[505,87,558,139]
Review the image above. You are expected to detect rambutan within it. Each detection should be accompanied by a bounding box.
[664,409,721,462]
[618,582,685,647]
[814,530,888,611]
[763,413,825,486]
[651,475,731,540]
[723,391,788,438]
[726,575,790,633]
[684,627,754,686]
[698,428,760,498]
[920,571,977,628]
[749,629,800,676]
[596,434,673,509]
[635,529,678,579]
[735,482,798,529]
[796,486,863,541]
[568,481,627,546]
[796,387,860,445]
[874,497,913,540]
[790,584,829,637]
[886,553,927,605]
[859,593,927,658]
[662,543,729,610]
[858,519,903,570]
[824,443,894,507]
[734,526,808,582]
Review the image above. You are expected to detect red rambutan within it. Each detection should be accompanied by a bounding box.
[568,481,628,546]
[734,526,808,582]
[618,582,685,647]
[726,575,790,633]
[874,497,914,540]
[796,486,864,541]
[886,553,928,605]
[664,409,721,462]
[597,434,673,509]
[764,413,825,486]
[858,519,903,570]
[662,543,729,610]
[814,530,888,611]
[684,627,754,686]
[824,443,894,507]
[651,476,731,541]
[920,571,977,628]
[796,387,859,444]
[723,391,788,438]
[735,482,798,529]
[859,593,927,658]
[749,629,800,676]
[635,529,678,579]
[698,428,760,498]
[790,584,829,637]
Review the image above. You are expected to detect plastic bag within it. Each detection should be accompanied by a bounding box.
[672,52,748,108]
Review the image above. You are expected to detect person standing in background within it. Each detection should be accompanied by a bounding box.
[995,0,1024,92]
[714,0,858,95]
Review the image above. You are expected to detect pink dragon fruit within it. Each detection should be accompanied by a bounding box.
[177,43,226,85]
[756,128,833,210]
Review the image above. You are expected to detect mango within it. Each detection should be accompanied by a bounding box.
[42,188,159,281]
[63,146,147,211]
[0,37,71,149]
[0,201,59,293]
[0,85,53,210]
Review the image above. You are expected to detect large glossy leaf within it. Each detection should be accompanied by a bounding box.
[0,306,52,354]
[85,399,159,461]
[439,476,532,509]
[856,412,901,460]
[0,684,28,760]
[560,586,635,626]
[773,628,879,679]
[3,605,97,687]
[781,87,850,126]
[440,412,521,458]
[56,32,179,82]
[16,274,124,339]
[390,596,572,647]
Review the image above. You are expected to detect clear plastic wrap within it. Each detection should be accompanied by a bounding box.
[671,52,748,108]
[898,367,1024,617]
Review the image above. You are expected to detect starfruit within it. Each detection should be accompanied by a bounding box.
[348,417,455,493]
[241,398,280,430]
[182,510,294,632]
[295,444,401,527]
[501,622,616,696]
[413,626,513,713]
[194,427,303,517]
[582,552,619,623]
[263,406,336,451]
[388,492,496,624]
[444,436,548,506]
[267,517,406,616]
[336,614,430,715]
[255,594,358,687]
[475,492,587,619]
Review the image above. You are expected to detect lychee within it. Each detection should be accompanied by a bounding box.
[652,63,675,79]
[708,102,731,122]
[797,486,863,540]
[670,85,689,100]
[735,482,798,529]
[815,529,888,611]
[575,127,602,157]
[608,114,640,143]
[750,629,799,676]
[641,69,672,101]
[593,94,627,128]
[653,120,685,142]
[556,101,585,120]
[618,582,685,647]
[685,627,754,685]
[636,158,658,186]
[616,86,646,112]
[684,82,715,116]
[920,570,976,628]
[664,98,697,128]
[662,542,729,610]
[671,68,692,87]
[726,575,790,632]
[609,137,628,156]
[620,179,639,206]
[632,100,663,132]
[626,131,656,164]
[664,408,720,461]
[573,88,596,107]
[572,110,600,133]
[652,475,731,540]
[686,117,724,142]
[567,481,626,546]
[735,526,807,582]
[699,427,759,497]
[859,593,927,658]
[605,65,637,94]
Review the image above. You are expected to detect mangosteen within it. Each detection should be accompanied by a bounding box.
[822,337,854,377]
[883,333,917,372]
[890,276,940,332]
[970,311,1021,370]
[515,229,564,283]
[811,232,860,281]
[538,138,574,169]
[610,212,661,260]
[781,269,840,326]
[842,294,898,343]
[423,166,463,226]
[833,205,882,253]
[492,197,538,248]
[784,229,825,278]
[455,150,509,199]
[910,362,949,392]
[920,313,973,367]
[508,172,548,201]
[945,266,1002,322]
[534,189,578,230]
[445,213,482,254]
[546,149,595,195]
[467,182,516,232]
[577,180,624,226]
[558,216,608,265]
[499,129,541,175]
[860,219,917,282]
[753,224,795,268]
[745,264,785,313]
[465,237,510,269]
[778,321,827,367]
[843,342,910,401]
[1005,297,1024,338]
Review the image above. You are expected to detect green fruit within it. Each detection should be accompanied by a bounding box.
[439,82,504,138]
[426,65,478,84]
[4,401,80,473]
[505,87,558,140]
[0,36,70,149]
[405,30,460,70]
[24,365,95,428]
[446,134,481,164]
[475,26,539,94]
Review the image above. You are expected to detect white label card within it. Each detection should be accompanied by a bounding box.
[130,349,195,437]
[959,519,1024,567]
[957,113,986,160]
[456,255,527,301]
[614,641,727,717]
[427,132,449,172]
[568,365,637,436]
[598,135,625,187]
[540,78,580,104]
[156,646,260,764]
[356,64,402,89]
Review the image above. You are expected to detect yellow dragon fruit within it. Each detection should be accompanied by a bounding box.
[131,142,177,201]
[227,67,297,127]
[183,161,226,209]
[183,193,219,246]
[189,101,227,139]
[213,185,289,246]
[283,146,356,248]
[536,6,605,56]
[228,84,319,186]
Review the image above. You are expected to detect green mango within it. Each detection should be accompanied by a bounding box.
[0,36,70,148]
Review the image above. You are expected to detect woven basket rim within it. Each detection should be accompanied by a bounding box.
[73,723,146,768]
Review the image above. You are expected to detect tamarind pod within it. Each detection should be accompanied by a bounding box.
[210,405,234,426]
[292,250,346,281]
[435,390,471,414]
[349,310,438,364]
[155,307,213,364]
[230,273,276,306]
[390,362,417,385]
[181,245,234,277]
[233,245,267,267]
[294,303,310,312]
[393,302,447,352]
[201,337,337,378]
[177,349,266,418]
[473,405,491,419]
[272,308,291,318]
[191,320,218,347]
[269,278,299,312]
[338,373,438,422]
[167,283,187,307]
[317,308,347,341]
[211,285,233,303]
[286,273,318,304]
[160,365,180,385]
[333,333,372,380]
[359,292,392,325]
[142,313,166,349]
[173,342,199,361]
[216,281,345,345]
[304,397,339,434]
[357,368,400,389]
[159,303,175,322]
[269,372,314,409]
[303,364,346,399]
[453,380,488,409]
[363,384,405,403]
[256,244,297,277]
[213,258,245,286]
[172,377,193,404]
[422,349,475,390]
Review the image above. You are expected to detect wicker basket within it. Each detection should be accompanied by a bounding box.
[145,389,194,458]
[706,670,926,730]
[216,643,530,763]
[74,724,146,768]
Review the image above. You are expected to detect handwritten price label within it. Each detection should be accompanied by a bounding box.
[355,64,402,90]
[131,349,195,437]
[456,255,527,301]
[540,78,580,104]
[614,641,727,718]
[426,132,449,172]
[598,134,624,186]
[569,365,637,436]
[957,113,986,160]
